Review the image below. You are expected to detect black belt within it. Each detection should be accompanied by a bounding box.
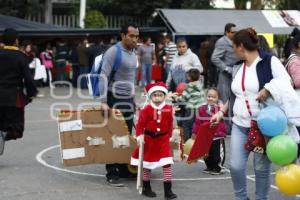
[144,130,167,138]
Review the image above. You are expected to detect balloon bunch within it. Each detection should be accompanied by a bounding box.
[257,106,300,195]
[175,82,187,96]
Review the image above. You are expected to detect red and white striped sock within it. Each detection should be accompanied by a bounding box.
[163,164,172,182]
[143,168,151,181]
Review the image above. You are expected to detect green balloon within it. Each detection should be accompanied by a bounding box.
[266,135,298,166]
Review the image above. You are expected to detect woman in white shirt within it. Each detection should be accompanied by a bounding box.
[166,38,203,91]
[211,28,291,200]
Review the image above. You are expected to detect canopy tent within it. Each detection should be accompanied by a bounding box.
[157,9,300,35]
[0,14,165,37]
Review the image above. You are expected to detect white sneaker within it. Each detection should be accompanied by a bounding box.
[37,93,45,98]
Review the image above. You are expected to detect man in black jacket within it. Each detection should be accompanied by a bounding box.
[0,28,37,155]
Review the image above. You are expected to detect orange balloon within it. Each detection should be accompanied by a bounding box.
[275,164,300,195]
[184,138,195,155]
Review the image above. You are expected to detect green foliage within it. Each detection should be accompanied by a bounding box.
[87,0,212,17]
[84,10,107,28]
[0,0,43,18]
[181,0,213,9]
[234,0,249,9]
[234,0,300,9]
[275,0,300,9]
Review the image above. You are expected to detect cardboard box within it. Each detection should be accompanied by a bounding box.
[57,108,137,166]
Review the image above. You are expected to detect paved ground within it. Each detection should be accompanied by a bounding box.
[0,87,299,200]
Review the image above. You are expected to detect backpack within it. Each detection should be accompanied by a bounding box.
[87,43,122,97]
[285,53,300,89]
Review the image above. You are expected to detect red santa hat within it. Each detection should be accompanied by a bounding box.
[145,82,168,96]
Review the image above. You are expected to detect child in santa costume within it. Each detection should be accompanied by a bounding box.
[131,82,177,199]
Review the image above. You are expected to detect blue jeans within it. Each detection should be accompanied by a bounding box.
[55,60,67,82]
[182,108,195,141]
[79,66,89,89]
[297,127,300,158]
[230,124,271,200]
[163,64,171,82]
[141,63,152,87]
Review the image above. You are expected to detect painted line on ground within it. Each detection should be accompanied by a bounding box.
[36,145,232,181]
[36,145,105,177]
[36,145,300,197]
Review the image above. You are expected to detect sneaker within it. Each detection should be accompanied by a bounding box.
[0,132,6,155]
[203,168,213,174]
[119,173,137,179]
[36,93,44,98]
[106,178,124,187]
[209,168,223,175]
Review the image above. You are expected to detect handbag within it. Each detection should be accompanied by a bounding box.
[241,63,266,154]
[151,64,162,81]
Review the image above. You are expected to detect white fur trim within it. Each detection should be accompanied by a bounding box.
[131,157,174,170]
[150,101,166,110]
[148,86,168,96]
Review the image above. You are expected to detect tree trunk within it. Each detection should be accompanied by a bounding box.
[287,0,300,9]
[234,0,247,9]
[251,0,262,9]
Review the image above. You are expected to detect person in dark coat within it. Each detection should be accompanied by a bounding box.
[0,28,37,155]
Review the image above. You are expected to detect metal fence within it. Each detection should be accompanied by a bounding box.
[25,14,151,28]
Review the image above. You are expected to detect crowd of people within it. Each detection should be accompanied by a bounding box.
[1,22,300,200]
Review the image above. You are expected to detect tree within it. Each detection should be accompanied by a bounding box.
[234,0,262,9]
[275,0,300,9]
[84,10,106,28]
[234,0,248,9]
[181,0,213,9]
[251,0,263,9]
[87,0,213,17]
[234,0,300,10]
[87,0,171,16]
[0,0,43,18]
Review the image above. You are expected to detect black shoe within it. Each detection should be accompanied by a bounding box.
[209,167,224,175]
[119,173,137,179]
[0,131,6,155]
[202,168,213,174]
[164,181,177,199]
[106,178,124,187]
[142,181,157,198]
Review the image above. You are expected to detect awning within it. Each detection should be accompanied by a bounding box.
[0,14,166,37]
[158,9,300,35]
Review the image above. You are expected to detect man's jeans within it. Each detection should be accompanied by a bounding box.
[141,63,152,87]
[230,124,271,200]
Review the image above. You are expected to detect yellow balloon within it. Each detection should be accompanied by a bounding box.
[184,138,195,155]
[275,164,300,195]
[127,164,138,174]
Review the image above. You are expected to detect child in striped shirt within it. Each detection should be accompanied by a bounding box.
[173,68,205,141]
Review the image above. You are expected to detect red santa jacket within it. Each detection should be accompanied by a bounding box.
[192,104,226,138]
[136,103,173,137]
